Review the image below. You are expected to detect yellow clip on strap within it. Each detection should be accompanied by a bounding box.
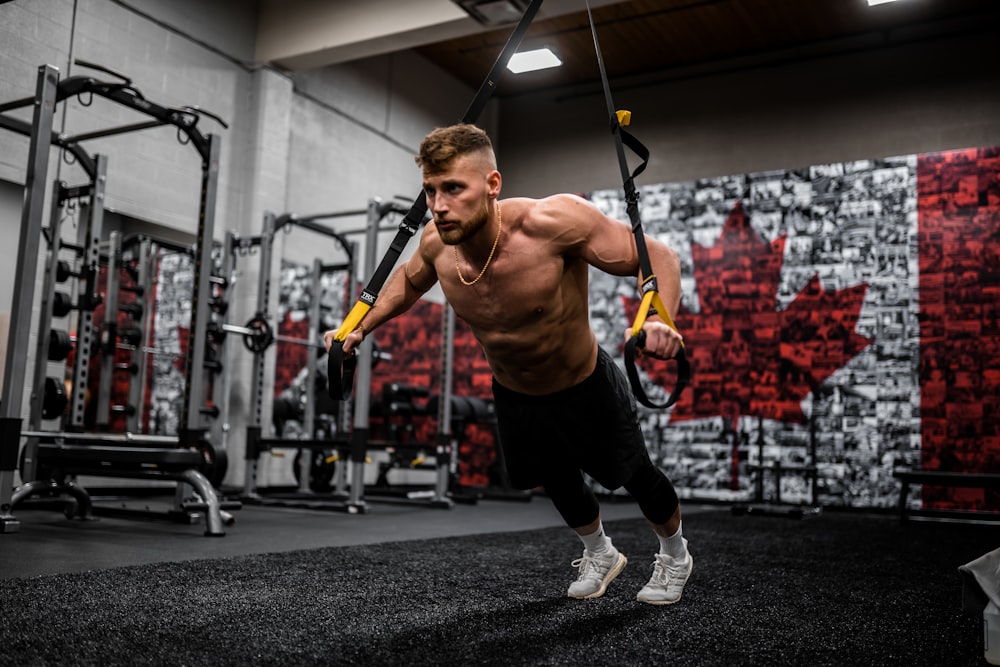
[616,109,631,127]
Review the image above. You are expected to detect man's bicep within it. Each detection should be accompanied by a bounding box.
[539,194,637,276]
[581,212,641,277]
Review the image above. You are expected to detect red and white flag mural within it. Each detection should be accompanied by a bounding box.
[589,145,1000,511]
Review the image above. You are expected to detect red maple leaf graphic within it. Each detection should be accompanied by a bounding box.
[625,202,872,432]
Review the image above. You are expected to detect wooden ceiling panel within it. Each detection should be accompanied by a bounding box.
[414,0,1000,96]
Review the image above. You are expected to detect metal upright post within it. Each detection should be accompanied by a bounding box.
[180,133,221,440]
[176,133,225,531]
[243,212,276,498]
[333,239,359,498]
[66,155,108,431]
[1,65,59,533]
[213,231,238,453]
[346,199,382,513]
[96,231,122,429]
[434,305,456,507]
[125,237,154,433]
[297,257,323,494]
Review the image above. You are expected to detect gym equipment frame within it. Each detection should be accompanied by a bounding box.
[236,201,395,512]
[231,209,353,501]
[0,62,232,536]
[334,200,467,511]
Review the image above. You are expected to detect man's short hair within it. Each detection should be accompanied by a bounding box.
[416,124,494,174]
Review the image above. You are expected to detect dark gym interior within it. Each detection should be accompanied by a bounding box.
[1,1,998,665]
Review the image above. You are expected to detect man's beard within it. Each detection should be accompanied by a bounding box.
[436,202,489,246]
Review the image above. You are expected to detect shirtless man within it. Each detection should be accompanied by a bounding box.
[324,123,692,604]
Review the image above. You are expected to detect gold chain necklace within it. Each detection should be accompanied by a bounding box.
[454,201,502,286]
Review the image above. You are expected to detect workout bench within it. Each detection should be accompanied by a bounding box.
[15,440,233,536]
[893,469,1000,524]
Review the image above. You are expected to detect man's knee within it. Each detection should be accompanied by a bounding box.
[543,471,600,529]
[623,460,679,524]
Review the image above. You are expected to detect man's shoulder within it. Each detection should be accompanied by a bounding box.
[517,193,587,210]
[507,193,590,224]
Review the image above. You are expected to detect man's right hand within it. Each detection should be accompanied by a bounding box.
[323,328,364,356]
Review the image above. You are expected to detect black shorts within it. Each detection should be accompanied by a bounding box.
[492,346,648,491]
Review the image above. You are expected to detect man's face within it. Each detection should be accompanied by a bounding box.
[423,153,492,246]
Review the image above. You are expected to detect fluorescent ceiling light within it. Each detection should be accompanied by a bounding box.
[867,0,898,5]
[507,48,562,74]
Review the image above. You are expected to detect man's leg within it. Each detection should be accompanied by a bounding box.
[623,460,693,605]
[544,469,627,599]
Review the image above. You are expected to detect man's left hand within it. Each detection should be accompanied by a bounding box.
[623,321,683,360]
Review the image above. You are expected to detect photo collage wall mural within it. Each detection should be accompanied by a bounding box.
[587,144,998,512]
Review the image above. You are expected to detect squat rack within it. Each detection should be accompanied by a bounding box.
[0,62,229,535]
[232,199,468,513]
[235,201,398,509]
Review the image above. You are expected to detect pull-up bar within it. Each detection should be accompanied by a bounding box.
[0,111,96,177]
[0,59,226,163]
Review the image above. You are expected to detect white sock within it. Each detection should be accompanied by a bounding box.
[578,523,611,554]
[658,520,686,559]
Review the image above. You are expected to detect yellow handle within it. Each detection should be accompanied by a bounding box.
[333,302,372,341]
[631,288,681,343]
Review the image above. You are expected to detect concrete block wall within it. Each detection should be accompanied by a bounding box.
[65,0,251,230]
[0,1,72,186]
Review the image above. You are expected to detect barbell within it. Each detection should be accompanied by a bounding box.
[50,314,375,364]
[221,316,325,354]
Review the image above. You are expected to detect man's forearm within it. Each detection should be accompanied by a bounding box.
[357,265,429,333]
[640,236,682,318]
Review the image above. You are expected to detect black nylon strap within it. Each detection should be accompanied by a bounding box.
[328,0,544,400]
[585,0,690,410]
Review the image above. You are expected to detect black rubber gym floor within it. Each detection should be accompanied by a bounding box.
[0,498,993,665]
[0,491,644,579]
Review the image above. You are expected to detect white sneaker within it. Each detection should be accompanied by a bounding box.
[636,540,692,605]
[567,546,627,599]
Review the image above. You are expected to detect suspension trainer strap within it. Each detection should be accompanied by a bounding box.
[327,0,544,400]
[585,0,689,409]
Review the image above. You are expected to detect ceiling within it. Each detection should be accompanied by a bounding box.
[413,0,1000,97]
